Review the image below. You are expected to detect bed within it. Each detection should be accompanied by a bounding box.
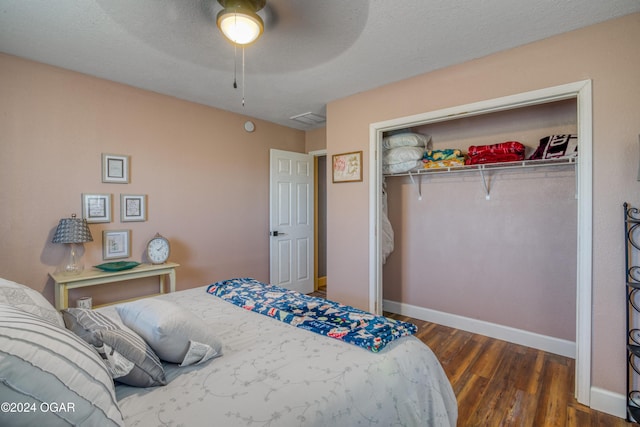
[0,277,457,427]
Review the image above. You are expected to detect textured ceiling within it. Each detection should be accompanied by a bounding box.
[1,0,639,130]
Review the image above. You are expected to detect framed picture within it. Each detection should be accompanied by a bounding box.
[332,151,363,183]
[120,194,147,222]
[103,230,131,260]
[102,153,130,184]
[82,193,112,223]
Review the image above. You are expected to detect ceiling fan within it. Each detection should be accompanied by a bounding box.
[214,0,270,106]
[216,0,267,45]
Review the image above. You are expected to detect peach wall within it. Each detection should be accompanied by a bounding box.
[326,12,640,396]
[0,53,305,306]
[305,126,327,153]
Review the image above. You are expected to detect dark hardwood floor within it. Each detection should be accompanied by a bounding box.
[309,286,633,426]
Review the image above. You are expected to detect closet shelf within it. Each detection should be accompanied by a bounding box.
[384,156,576,178]
[385,156,576,200]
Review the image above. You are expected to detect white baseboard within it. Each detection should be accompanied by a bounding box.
[383,299,576,358]
[590,387,626,419]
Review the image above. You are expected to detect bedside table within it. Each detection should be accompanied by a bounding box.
[49,262,179,310]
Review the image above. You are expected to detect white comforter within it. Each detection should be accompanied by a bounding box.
[103,286,457,426]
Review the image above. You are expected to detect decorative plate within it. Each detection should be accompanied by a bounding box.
[94,261,140,272]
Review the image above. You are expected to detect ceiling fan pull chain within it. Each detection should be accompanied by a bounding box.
[233,43,238,89]
[242,46,245,107]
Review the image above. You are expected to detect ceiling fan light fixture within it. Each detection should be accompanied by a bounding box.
[217,0,265,45]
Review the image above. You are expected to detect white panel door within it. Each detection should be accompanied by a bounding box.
[269,149,314,294]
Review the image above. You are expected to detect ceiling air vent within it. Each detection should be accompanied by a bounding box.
[289,112,326,126]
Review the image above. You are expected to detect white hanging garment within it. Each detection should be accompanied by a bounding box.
[381,179,394,263]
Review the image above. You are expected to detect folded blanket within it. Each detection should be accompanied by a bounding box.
[206,278,417,352]
[423,149,463,162]
[465,141,525,165]
[465,152,524,165]
[467,141,525,157]
[424,158,466,169]
[422,149,465,169]
[528,134,577,160]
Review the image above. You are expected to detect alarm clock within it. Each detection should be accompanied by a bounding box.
[146,233,170,264]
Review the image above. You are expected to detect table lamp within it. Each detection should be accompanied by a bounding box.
[52,214,93,274]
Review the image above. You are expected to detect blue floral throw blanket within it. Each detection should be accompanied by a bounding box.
[206,278,417,352]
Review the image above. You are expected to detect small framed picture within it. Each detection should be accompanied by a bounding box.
[332,151,363,183]
[82,193,112,223]
[121,194,147,222]
[103,230,131,260]
[102,153,130,184]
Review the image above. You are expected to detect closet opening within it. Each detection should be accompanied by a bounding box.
[309,149,328,291]
[315,153,327,290]
[368,80,592,405]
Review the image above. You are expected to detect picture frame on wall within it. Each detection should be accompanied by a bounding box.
[332,151,363,183]
[120,194,147,222]
[102,153,130,184]
[103,229,131,260]
[82,193,112,223]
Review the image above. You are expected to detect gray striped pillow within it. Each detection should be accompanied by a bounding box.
[0,304,124,427]
[62,308,166,387]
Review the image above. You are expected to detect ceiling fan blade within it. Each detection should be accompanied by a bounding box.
[260,3,279,31]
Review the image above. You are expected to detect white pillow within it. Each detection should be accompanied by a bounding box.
[116,299,222,366]
[0,277,64,327]
[0,304,124,427]
[383,146,425,165]
[382,132,431,150]
[382,159,423,174]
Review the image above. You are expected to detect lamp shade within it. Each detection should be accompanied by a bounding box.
[52,214,93,244]
[216,0,265,45]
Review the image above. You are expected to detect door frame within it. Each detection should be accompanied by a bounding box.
[310,149,328,291]
[368,80,593,405]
